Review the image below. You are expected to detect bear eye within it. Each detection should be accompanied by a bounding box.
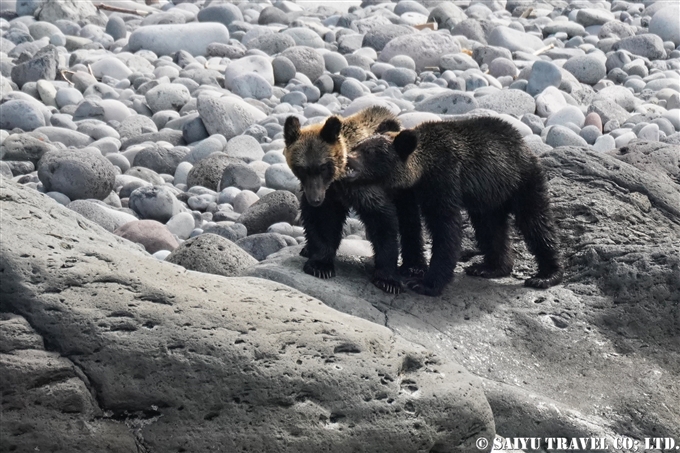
[321,162,334,177]
[292,165,307,177]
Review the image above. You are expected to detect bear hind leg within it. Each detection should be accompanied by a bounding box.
[407,208,463,297]
[356,201,403,294]
[513,176,563,288]
[465,207,514,279]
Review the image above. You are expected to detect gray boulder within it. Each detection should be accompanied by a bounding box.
[113,219,179,253]
[197,95,267,140]
[67,199,137,232]
[166,233,257,277]
[128,23,230,57]
[1,179,495,452]
[280,46,326,82]
[236,233,289,261]
[0,99,46,132]
[0,132,56,163]
[37,149,116,201]
[611,34,666,60]
[362,24,413,51]
[379,33,461,72]
[128,185,182,223]
[219,162,261,192]
[477,89,535,116]
[186,153,237,191]
[238,190,299,235]
[132,145,188,175]
[10,46,58,89]
[38,0,99,23]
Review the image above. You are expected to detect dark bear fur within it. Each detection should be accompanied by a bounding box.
[283,106,418,294]
[345,117,563,296]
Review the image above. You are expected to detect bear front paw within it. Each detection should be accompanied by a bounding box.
[303,260,336,279]
[524,269,563,289]
[372,272,403,295]
[406,280,443,297]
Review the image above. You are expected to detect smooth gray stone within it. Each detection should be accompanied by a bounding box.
[527,61,562,96]
[168,232,258,275]
[235,233,289,261]
[219,162,261,193]
[0,99,45,131]
[67,199,137,232]
[477,89,536,117]
[196,3,243,27]
[128,185,182,223]
[225,135,264,163]
[280,46,325,82]
[237,190,299,235]
[128,23,230,57]
[546,125,588,148]
[562,55,606,85]
[378,33,460,72]
[612,34,666,60]
[197,95,267,140]
[38,148,116,201]
[264,163,299,192]
[415,91,478,115]
[105,16,127,41]
[362,24,412,52]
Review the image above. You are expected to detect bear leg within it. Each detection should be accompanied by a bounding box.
[300,194,348,279]
[408,207,463,297]
[395,189,428,279]
[465,207,514,279]
[356,199,402,294]
[513,173,563,288]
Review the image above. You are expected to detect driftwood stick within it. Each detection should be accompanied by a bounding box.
[60,70,75,85]
[95,3,151,17]
[533,43,555,55]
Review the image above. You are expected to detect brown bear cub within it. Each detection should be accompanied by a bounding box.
[344,117,563,297]
[283,106,424,294]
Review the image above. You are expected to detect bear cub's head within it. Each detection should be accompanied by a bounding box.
[345,124,418,188]
[284,115,345,207]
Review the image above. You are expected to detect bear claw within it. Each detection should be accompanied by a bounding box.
[303,260,335,279]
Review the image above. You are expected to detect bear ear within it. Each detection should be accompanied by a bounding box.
[284,116,301,146]
[320,116,343,143]
[375,119,401,134]
[393,130,418,161]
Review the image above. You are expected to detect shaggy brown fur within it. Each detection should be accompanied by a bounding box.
[346,117,563,296]
[283,106,417,294]
[284,106,399,192]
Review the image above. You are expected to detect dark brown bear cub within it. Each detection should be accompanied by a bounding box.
[283,106,420,294]
[345,117,563,297]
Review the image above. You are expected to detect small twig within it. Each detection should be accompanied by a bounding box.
[87,63,94,78]
[533,43,555,55]
[520,7,533,18]
[60,70,75,85]
[413,22,437,31]
[95,3,151,17]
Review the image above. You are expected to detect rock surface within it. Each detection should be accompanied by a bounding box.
[248,147,680,440]
[1,180,495,452]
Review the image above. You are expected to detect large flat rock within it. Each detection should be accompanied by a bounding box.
[0,180,494,452]
[248,147,680,440]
